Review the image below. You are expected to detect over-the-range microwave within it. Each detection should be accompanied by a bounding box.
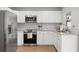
[25,15,37,23]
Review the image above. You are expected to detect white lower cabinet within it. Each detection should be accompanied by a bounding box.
[57,38,60,51]
[54,34,60,52]
[55,34,78,52]
[37,31,56,45]
[60,34,78,52]
[17,31,23,45]
[37,31,61,51]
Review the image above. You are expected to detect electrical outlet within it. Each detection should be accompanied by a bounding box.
[77,26,79,29]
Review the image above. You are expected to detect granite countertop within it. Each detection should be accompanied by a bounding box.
[17,29,78,35]
[58,31,78,35]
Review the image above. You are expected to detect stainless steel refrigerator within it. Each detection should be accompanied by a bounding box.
[0,10,17,52]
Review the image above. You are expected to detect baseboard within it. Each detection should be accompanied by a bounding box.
[17,44,55,47]
[53,46,58,52]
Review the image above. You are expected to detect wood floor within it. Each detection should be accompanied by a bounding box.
[16,45,57,52]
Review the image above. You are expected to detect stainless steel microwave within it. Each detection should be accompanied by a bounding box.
[25,16,37,23]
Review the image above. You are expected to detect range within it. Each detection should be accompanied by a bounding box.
[24,29,37,45]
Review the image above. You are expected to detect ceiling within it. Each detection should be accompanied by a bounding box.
[9,7,62,11]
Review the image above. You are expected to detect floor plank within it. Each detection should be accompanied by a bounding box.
[16,45,57,52]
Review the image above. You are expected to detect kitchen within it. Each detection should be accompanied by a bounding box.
[0,7,79,52]
[16,7,62,52]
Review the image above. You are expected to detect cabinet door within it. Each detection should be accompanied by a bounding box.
[61,35,78,52]
[37,11,62,23]
[17,31,23,45]
[57,38,60,52]
[54,35,58,50]
[37,31,44,45]
[37,31,56,45]
[37,11,43,23]
[56,35,61,52]
[54,34,61,52]
[17,14,25,23]
[26,11,38,15]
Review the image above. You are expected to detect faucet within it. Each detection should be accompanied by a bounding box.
[38,24,42,30]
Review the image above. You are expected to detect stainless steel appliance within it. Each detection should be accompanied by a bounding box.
[0,11,17,52]
[25,16,37,23]
[24,29,37,45]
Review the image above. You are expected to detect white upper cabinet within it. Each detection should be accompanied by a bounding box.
[37,11,62,23]
[17,11,38,23]
[17,11,62,23]
[25,11,38,15]
[17,14,25,23]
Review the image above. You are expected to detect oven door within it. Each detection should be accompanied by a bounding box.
[24,33,37,44]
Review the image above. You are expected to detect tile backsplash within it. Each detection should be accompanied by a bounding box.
[17,23,61,31]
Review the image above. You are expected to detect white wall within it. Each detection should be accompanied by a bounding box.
[71,8,79,34]
[71,8,79,52]
[62,7,79,34]
[62,7,79,51]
